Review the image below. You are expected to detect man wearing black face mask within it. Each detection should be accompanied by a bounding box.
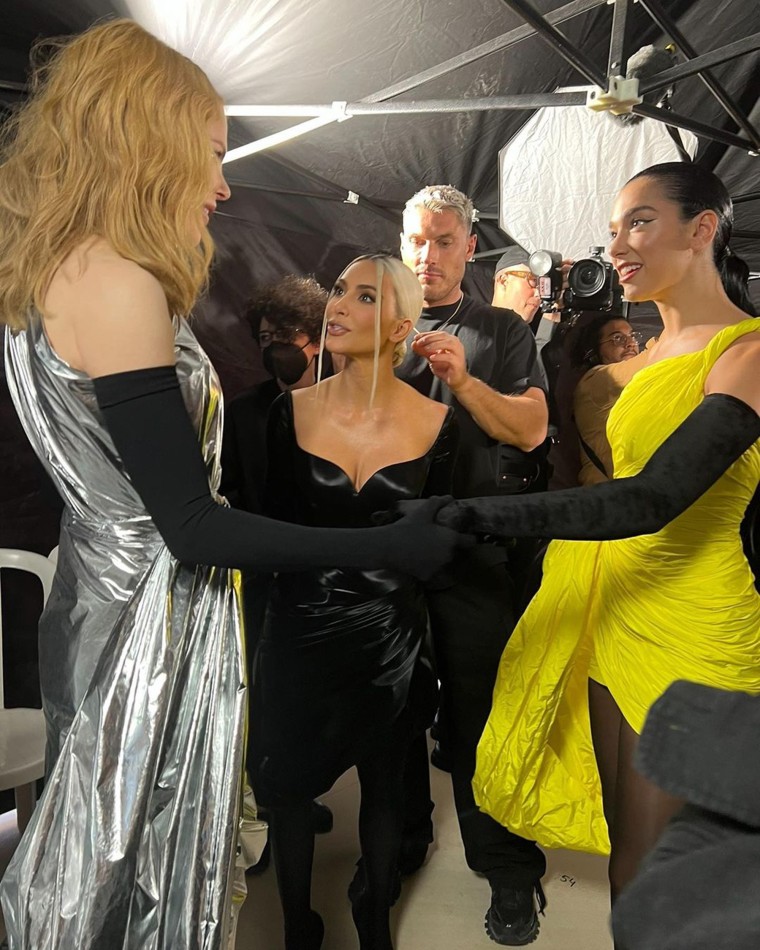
[221,275,325,513]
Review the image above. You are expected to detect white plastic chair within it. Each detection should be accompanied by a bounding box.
[0,548,56,833]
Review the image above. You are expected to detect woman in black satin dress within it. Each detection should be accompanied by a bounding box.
[250,254,458,950]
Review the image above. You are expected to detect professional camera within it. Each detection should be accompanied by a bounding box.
[565,246,628,315]
[528,249,563,310]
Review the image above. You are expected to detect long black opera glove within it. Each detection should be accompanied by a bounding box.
[433,393,760,541]
[93,366,465,579]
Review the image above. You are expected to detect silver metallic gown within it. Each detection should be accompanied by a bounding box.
[1,315,246,950]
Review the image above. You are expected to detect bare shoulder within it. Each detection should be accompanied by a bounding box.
[50,240,166,316]
[290,385,310,408]
[399,381,449,428]
[44,239,174,377]
[290,380,328,411]
[706,325,760,414]
[289,379,327,428]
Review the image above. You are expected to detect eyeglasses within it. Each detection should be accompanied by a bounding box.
[258,329,303,346]
[599,331,642,348]
[502,270,538,288]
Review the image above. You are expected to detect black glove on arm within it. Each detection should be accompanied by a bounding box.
[434,393,760,541]
[93,366,463,579]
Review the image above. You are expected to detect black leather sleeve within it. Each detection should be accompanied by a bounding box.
[435,393,760,540]
[93,366,464,578]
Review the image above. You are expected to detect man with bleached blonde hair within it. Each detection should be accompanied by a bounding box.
[395,184,549,946]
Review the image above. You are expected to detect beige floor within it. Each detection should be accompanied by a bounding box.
[235,759,612,950]
[1,755,613,949]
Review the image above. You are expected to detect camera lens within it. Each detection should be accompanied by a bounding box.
[569,258,606,297]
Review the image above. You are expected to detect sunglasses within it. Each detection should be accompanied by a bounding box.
[502,270,538,288]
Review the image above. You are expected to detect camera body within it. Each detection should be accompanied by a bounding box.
[565,246,627,315]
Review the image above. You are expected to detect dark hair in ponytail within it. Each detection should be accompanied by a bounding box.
[720,252,755,317]
[628,162,756,316]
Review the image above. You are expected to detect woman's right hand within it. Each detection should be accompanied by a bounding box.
[384,496,474,581]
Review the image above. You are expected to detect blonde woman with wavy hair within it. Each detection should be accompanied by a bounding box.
[0,19,219,328]
[251,253,460,950]
[0,21,462,950]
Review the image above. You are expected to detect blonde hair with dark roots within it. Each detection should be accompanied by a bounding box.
[317,254,424,406]
[403,184,476,235]
[0,18,223,328]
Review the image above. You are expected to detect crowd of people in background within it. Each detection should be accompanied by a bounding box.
[1,16,759,950]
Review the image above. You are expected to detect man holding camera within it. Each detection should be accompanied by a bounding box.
[397,185,549,946]
[492,246,542,324]
[492,246,570,395]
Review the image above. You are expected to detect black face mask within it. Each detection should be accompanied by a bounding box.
[262,341,313,386]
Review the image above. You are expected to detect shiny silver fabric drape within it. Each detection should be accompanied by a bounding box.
[1,316,246,949]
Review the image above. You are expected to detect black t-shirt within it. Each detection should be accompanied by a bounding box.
[396,295,544,497]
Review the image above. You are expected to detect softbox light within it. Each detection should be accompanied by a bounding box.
[499,89,697,260]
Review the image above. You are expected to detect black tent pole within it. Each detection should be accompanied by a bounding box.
[631,102,755,152]
[496,0,759,154]
[638,34,760,96]
[636,0,760,152]
[607,0,633,78]
[497,0,607,87]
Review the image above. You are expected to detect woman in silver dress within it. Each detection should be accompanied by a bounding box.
[0,20,461,950]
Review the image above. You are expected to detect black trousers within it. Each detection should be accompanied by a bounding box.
[406,543,546,887]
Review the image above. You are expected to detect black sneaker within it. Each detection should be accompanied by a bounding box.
[485,881,546,946]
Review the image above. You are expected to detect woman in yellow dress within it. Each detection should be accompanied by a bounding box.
[429,161,760,914]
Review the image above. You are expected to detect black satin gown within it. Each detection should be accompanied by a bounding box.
[250,391,458,807]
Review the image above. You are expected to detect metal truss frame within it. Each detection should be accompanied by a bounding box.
[222,0,760,241]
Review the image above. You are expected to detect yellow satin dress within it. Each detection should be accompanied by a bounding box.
[473,320,760,855]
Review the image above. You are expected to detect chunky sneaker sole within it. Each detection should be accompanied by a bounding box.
[485,906,539,946]
[485,881,546,946]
